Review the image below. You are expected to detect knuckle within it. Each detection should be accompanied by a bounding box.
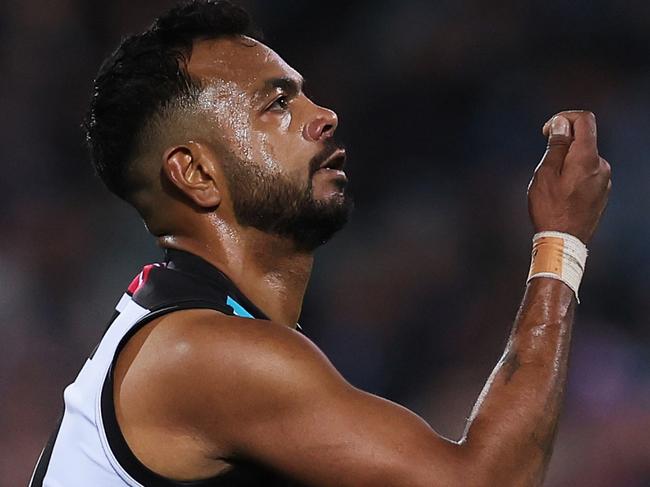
[599,158,612,175]
[581,110,596,121]
[546,135,571,147]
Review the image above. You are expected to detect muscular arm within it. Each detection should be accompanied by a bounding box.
[118,111,610,486]
[456,110,610,485]
[461,278,575,486]
[161,278,576,487]
[150,277,574,487]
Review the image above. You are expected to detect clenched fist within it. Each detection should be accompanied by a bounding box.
[528,110,611,244]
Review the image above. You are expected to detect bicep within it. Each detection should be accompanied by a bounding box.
[197,323,470,487]
[243,386,467,487]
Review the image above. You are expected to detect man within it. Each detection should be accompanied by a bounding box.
[30,1,611,486]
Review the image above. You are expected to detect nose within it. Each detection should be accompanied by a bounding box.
[303,105,338,142]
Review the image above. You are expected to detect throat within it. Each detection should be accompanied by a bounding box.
[158,229,314,327]
[243,236,314,326]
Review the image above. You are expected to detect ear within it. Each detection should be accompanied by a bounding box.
[162,141,221,208]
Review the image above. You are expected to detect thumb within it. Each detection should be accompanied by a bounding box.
[541,115,573,172]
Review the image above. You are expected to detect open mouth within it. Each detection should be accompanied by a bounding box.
[319,149,347,172]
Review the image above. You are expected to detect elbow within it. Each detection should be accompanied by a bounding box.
[453,440,498,487]
[452,439,544,487]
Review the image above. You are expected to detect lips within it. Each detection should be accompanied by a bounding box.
[319,149,347,171]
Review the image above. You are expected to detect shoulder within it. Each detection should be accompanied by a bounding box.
[163,309,347,399]
[141,309,338,382]
[114,308,349,450]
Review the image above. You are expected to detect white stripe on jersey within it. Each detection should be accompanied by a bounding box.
[37,294,148,486]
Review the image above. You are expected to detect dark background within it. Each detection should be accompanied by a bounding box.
[2,0,649,485]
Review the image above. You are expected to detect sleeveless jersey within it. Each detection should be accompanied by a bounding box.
[30,249,300,486]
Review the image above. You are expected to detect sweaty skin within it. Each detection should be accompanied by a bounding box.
[113,36,611,487]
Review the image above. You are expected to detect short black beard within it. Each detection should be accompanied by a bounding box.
[221,141,353,252]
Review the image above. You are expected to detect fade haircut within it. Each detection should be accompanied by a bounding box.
[83,0,259,202]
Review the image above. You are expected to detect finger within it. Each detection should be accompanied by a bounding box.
[540,115,573,172]
[599,156,611,177]
[542,110,594,137]
[570,111,598,153]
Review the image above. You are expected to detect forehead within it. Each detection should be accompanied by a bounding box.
[187,36,301,92]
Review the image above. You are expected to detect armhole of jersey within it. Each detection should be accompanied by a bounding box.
[29,412,64,487]
[97,301,233,487]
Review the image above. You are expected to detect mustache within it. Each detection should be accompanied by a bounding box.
[308,138,345,177]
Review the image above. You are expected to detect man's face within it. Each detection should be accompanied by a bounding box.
[187,36,352,250]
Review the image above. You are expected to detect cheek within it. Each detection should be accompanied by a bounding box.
[279,111,292,132]
[252,109,311,175]
[255,132,284,172]
[253,125,305,172]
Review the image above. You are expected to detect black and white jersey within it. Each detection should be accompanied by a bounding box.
[30,249,298,486]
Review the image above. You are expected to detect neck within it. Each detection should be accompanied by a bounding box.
[158,219,314,328]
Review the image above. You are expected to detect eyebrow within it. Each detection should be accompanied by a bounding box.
[258,76,305,98]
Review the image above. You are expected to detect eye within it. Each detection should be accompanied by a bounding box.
[268,95,289,112]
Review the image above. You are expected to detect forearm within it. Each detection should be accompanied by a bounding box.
[461,277,575,486]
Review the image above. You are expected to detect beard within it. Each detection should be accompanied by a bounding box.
[220,139,353,252]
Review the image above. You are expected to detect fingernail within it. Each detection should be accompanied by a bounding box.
[550,116,570,137]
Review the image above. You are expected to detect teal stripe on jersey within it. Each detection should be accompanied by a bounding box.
[227,296,254,318]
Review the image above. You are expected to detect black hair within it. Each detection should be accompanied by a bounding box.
[83,0,259,201]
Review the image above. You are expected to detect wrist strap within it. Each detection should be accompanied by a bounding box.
[527,231,588,302]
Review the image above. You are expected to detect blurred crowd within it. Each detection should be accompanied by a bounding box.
[1,0,649,485]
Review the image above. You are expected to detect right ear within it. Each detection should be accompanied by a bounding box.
[162,141,222,209]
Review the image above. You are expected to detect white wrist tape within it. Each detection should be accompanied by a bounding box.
[527,231,588,302]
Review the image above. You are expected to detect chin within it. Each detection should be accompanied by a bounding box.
[314,188,345,203]
[312,179,349,202]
